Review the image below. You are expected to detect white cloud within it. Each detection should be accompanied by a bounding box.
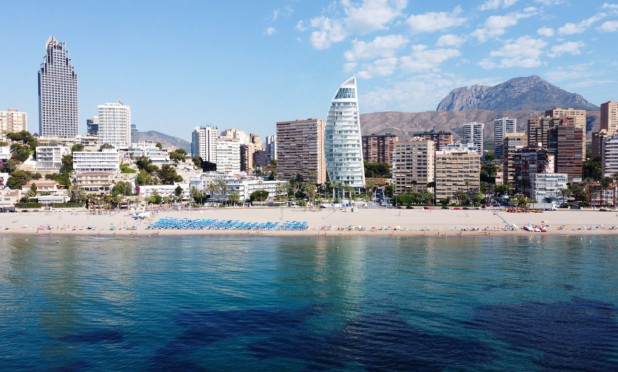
[400,45,460,72]
[544,63,596,82]
[472,8,537,42]
[304,0,408,49]
[479,0,518,11]
[479,36,547,69]
[436,34,467,47]
[272,6,292,21]
[535,0,564,5]
[344,34,409,61]
[548,41,584,57]
[599,20,618,32]
[558,13,606,35]
[537,27,555,37]
[603,3,618,11]
[406,6,466,33]
[296,20,307,32]
[362,73,500,112]
[265,27,276,36]
[357,57,399,78]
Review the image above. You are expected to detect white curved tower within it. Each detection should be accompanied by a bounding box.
[325,77,365,189]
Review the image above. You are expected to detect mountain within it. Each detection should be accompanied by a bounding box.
[436,75,599,112]
[139,130,191,152]
[360,110,600,143]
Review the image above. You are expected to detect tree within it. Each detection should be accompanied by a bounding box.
[135,169,153,186]
[7,170,32,189]
[364,162,391,178]
[99,143,114,151]
[71,143,85,152]
[453,190,470,206]
[175,185,183,197]
[120,163,137,173]
[25,182,38,199]
[169,149,187,163]
[192,156,202,168]
[250,190,269,202]
[228,192,240,206]
[190,187,204,204]
[480,162,498,184]
[582,156,602,181]
[156,142,163,150]
[70,187,87,203]
[112,181,133,196]
[158,164,182,184]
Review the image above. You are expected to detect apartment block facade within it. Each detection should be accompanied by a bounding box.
[392,139,434,194]
[462,122,484,155]
[276,118,326,184]
[0,109,27,133]
[362,133,398,168]
[412,130,453,151]
[434,148,480,201]
[493,117,517,158]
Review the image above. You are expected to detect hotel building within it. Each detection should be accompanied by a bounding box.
[191,126,218,162]
[98,102,131,148]
[324,77,365,189]
[38,36,78,137]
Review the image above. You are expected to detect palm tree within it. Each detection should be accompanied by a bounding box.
[228,192,240,206]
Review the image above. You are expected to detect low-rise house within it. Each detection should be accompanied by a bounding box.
[73,172,115,193]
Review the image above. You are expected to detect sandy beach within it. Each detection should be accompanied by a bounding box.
[0,206,617,237]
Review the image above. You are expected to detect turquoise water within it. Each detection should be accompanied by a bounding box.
[1,234,617,371]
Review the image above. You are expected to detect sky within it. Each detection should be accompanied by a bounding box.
[1,0,617,141]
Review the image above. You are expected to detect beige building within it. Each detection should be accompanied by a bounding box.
[435,146,481,201]
[276,119,326,184]
[362,133,398,168]
[502,133,528,185]
[392,139,434,194]
[545,107,586,129]
[0,109,27,133]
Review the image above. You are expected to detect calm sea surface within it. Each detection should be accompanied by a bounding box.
[1,234,617,371]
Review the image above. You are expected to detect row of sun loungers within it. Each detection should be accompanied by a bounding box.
[147,218,308,231]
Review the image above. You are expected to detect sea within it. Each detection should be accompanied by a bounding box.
[1,234,617,371]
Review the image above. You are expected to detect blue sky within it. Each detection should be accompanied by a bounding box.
[1,0,617,141]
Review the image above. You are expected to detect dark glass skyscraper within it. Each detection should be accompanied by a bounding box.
[38,36,78,137]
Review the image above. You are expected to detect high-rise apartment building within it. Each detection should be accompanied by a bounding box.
[86,116,99,136]
[412,130,453,151]
[502,133,528,185]
[527,116,556,148]
[548,120,584,181]
[276,119,326,184]
[240,143,255,172]
[216,138,241,174]
[131,124,139,145]
[325,77,365,188]
[493,117,517,158]
[602,134,618,178]
[0,109,27,133]
[265,135,277,160]
[38,36,78,137]
[250,134,262,151]
[462,122,484,155]
[392,139,434,194]
[545,107,586,128]
[98,102,131,148]
[191,126,218,162]
[362,133,398,168]
[600,101,618,133]
[512,147,555,196]
[435,147,480,201]
[221,128,248,144]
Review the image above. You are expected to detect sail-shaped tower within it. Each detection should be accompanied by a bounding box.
[324,77,365,189]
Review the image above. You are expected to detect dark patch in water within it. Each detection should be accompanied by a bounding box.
[148,306,319,370]
[55,360,91,372]
[483,282,523,291]
[250,310,492,371]
[59,329,124,344]
[563,284,575,290]
[465,296,618,370]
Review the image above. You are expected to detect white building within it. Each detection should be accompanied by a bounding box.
[216,138,241,174]
[138,183,190,199]
[221,128,249,144]
[462,122,484,155]
[35,145,71,172]
[98,102,131,148]
[0,146,11,161]
[189,173,287,202]
[266,135,277,160]
[191,126,218,162]
[0,109,27,133]
[73,149,120,173]
[324,76,365,189]
[530,173,568,204]
[494,117,516,158]
[125,142,170,165]
[603,134,618,177]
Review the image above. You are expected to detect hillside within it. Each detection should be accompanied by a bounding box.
[139,130,191,152]
[360,110,600,142]
[436,75,599,112]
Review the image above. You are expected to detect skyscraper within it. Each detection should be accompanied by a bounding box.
[191,126,218,162]
[362,133,398,168]
[265,135,277,160]
[131,124,139,144]
[493,117,517,158]
[276,119,326,184]
[38,36,78,137]
[600,101,618,133]
[98,102,131,148]
[324,77,365,189]
[462,122,484,155]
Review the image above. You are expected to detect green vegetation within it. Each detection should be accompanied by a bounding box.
[364,162,391,178]
[582,156,602,181]
[7,170,33,189]
[112,181,133,196]
[71,143,85,152]
[169,148,187,163]
[99,143,114,151]
[120,163,137,173]
[250,190,269,202]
